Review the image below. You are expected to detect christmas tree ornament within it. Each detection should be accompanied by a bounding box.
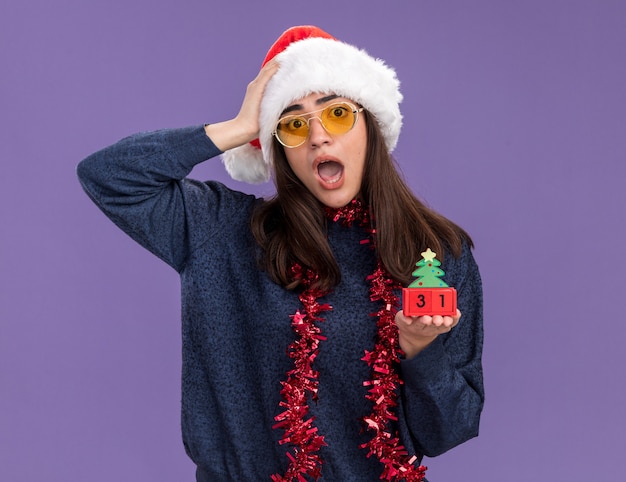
[402,248,457,317]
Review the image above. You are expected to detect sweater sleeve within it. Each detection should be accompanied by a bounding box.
[398,243,484,457]
[76,125,236,272]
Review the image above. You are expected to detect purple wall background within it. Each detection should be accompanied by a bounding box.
[2,1,625,480]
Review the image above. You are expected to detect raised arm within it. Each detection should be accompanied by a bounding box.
[77,126,225,271]
[76,60,279,271]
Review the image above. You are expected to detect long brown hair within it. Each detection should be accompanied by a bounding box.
[250,111,473,291]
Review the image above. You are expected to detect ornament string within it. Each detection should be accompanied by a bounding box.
[272,200,427,481]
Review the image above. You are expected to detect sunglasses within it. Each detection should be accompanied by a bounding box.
[273,102,364,148]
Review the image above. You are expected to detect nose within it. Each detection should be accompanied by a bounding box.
[307,116,332,147]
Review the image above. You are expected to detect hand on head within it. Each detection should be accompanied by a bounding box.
[204,59,279,153]
[234,59,281,142]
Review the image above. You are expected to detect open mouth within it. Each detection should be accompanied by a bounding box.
[316,160,344,184]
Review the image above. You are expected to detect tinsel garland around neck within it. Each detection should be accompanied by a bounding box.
[271,199,427,481]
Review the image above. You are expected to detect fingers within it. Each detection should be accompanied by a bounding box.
[246,59,280,101]
[395,309,462,334]
[430,309,461,330]
[259,58,280,80]
[204,61,281,151]
[234,60,280,136]
[395,309,462,358]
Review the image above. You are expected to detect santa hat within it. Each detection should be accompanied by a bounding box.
[222,25,403,184]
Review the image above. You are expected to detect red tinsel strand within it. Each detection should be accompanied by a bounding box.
[273,201,426,481]
[324,198,371,227]
[272,265,331,481]
[360,261,427,481]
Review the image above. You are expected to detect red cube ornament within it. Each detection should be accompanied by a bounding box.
[402,248,457,317]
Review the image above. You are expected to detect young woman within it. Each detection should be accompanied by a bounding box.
[77,26,484,482]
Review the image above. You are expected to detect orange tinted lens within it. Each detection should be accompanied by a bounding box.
[321,103,356,134]
[276,115,308,147]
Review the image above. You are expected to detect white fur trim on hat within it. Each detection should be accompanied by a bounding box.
[221,142,269,184]
[222,36,403,184]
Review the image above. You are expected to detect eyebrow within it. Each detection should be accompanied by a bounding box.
[280,94,340,116]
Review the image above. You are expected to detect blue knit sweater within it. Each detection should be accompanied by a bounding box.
[77,126,484,481]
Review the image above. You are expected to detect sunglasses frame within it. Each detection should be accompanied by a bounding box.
[272,102,364,148]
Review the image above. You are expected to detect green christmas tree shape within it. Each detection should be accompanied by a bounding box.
[408,248,449,288]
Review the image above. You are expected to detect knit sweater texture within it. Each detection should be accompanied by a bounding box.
[77,125,484,481]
